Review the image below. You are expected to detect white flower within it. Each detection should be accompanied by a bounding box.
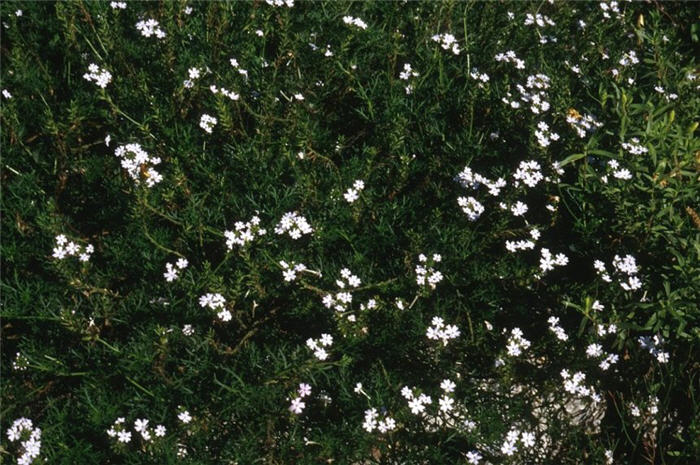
[438,395,454,412]
[178,410,192,424]
[154,425,166,437]
[342,16,368,30]
[440,379,456,393]
[199,114,217,133]
[136,18,166,38]
[457,196,485,221]
[275,211,313,239]
[289,397,305,414]
[298,383,312,398]
[466,450,482,464]
[83,64,112,88]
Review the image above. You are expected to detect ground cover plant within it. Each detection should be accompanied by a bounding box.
[1,1,699,464]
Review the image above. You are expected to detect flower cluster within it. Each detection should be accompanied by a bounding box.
[561,369,601,403]
[280,260,312,282]
[199,114,217,133]
[136,19,166,38]
[402,386,433,415]
[210,84,240,100]
[199,293,230,322]
[224,215,266,249]
[585,343,619,371]
[289,383,311,414]
[107,418,166,443]
[566,109,603,138]
[415,253,443,290]
[114,143,163,187]
[505,228,540,253]
[456,166,507,196]
[500,427,537,456]
[183,67,200,88]
[52,234,94,261]
[495,50,525,69]
[399,63,419,94]
[274,211,313,239]
[431,33,461,55]
[597,254,642,290]
[163,258,188,282]
[505,327,531,357]
[265,0,294,7]
[322,268,361,313]
[539,248,569,273]
[83,63,112,88]
[306,333,333,360]
[621,137,648,155]
[343,179,365,203]
[638,335,670,363]
[6,418,42,465]
[362,408,396,433]
[548,316,569,341]
[426,316,460,346]
[534,121,560,147]
[512,160,544,188]
[524,13,555,27]
[457,196,485,221]
[110,2,126,9]
[342,16,367,30]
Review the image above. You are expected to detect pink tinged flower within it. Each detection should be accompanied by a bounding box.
[289,397,305,414]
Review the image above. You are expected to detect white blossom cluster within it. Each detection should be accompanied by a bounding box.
[163,258,188,282]
[110,2,127,9]
[638,335,670,363]
[539,248,569,273]
[586,343,620,371]
[114,143,163,187]
[274,211,313,239]
[469,68,490,89]
[6,418,42,465]
[505,327,531,357]
[495,50,525,69]
[2,89,12,99]
[457,196,485,221]
[431,33,461,55]
[426,316,460,346]
[199,292,230,322]
[52,234,94,261]
[560,369,601,403]
[108,418,166,444]
[343,179,365,203]
[524,13,555,27]
[83,63,112,88]
[399,63,419,94]
[534,121,560,147]
[596,254,642,290]
[512,160,544,188]
[280,260,310,282]
[199,114,217,133]
[500,426,537,456]
[342,16,368,30]
[289,383,311,414]
[12,352,29,370]
[505,228,540,252]
[618,50,639,67]
[415,253,443,290]
[520,74,552,114]
[604,159,632,181]
[265,0,294,7]
[402,386,433,415]
[456,166,507,196]
[547,316,569,341]
[210,84,240,100]
[600,1,623,20]
[362,408,396,433]
[621,137,648,155]
[224,215,266,249]
[566,111,603,138]
[322,268,361,312]
[183,67,201,88]
[306,333,333,360]
[136,18,166,38]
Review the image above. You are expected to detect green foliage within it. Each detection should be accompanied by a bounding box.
[1,1,698,464]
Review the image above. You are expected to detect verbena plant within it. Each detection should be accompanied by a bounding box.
[1,1,698,464]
